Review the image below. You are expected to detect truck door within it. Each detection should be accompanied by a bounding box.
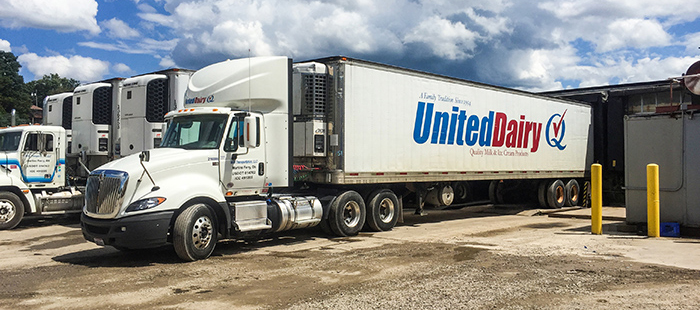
[221,114,266,195]
[20,132,59,184]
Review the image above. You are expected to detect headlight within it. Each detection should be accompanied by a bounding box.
[125,197,166,212]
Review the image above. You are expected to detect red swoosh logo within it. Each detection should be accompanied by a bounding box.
[553,109,567,136]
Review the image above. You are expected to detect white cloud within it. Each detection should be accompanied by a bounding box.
[17,53,110,82]
[157,55,176,68]
[137,3,158,13]
[146,0,508,61]
[131,0,700,91]
[79,38,178,54]
[0,0,100,35]
[113,63,133,74]
[0,39,10,52]
[597,19,671,52]
[404,16,481,60]
[102,18,140,39]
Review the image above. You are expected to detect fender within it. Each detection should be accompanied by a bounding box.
[0,174,38,213]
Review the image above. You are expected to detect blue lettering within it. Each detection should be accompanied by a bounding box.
[447,107,459,145]
[456,110,467,145]
[431,111,449,144]
[479,111,494,147]
[413,102,433,144]
[465,115,479,146]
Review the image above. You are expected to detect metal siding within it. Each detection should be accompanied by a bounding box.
[341,62,590,175]
[624,116,686,225]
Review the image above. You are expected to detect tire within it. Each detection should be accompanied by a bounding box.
[327,191,366,237]
[173,203,218,261]
[0,192,24,230]
[365,189,399,232]
[565,179,580,207]
[546,179,566,209]
[537,181,548,208]
[425,184,455,207]
[452,182,472,203]
[488,181,505,204]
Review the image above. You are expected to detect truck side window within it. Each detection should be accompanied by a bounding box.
[224,120,241,152]
[24,134,39,151]
[45,134,54,151]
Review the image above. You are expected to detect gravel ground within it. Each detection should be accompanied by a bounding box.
[1,206,700,309]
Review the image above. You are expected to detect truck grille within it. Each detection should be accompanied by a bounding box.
[85,170,128,218]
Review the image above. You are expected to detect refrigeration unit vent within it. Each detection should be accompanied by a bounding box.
[301,72,327,119]
[92,86,113,125]
[62,95,73,129]
[146,78,169,123]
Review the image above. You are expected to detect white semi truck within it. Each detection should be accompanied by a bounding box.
[0,70,194,230]
[0,125,83,229]
[81,56,591,260]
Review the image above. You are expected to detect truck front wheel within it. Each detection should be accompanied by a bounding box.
[173,203,218,261]
[328,191,366,237]
[365,189,399,232]
[0,192,24,230]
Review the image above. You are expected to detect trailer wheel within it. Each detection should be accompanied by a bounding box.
[426,184,455,206]
[365,189,399,232]
[0,192,24,230]
[545,180,566,209]
[328,191,366,237]
[488,181,505,204]
[565,179,580,207]
[452,182,472,203]
[537,181,548,208]
[173,203,218,261]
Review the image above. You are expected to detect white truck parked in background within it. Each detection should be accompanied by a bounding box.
[0,126,83,229]
[81,56,591,260]
[0,70,194,230]
[120,69,194,155]
[43,92,74,151]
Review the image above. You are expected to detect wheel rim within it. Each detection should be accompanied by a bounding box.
[570,185,579,202]
[440,185,455,206]
[0,199,16,224]
[191,215,213,249]
[378,198,395,224]
[343,201,361,228]
[556,186,565,204]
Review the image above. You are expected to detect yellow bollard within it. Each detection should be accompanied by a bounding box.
[647,164,660,237]
[591,164,602,235]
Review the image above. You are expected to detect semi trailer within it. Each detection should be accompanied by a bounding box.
[81,56,591,260]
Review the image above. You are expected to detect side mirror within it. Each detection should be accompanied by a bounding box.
[139,150,150,162]
[244,116,260,148]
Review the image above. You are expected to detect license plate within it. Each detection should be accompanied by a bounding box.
[94,237,105,246]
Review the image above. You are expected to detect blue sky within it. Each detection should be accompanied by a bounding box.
[1,0,699,92]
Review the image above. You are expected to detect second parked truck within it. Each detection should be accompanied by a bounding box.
[81,56,591,260]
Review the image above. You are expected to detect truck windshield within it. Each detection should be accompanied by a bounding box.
[0,132,22,151]
[161,115,228,150]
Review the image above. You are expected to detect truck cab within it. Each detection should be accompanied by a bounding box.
[81,57,319,260]
[0,126,83,229]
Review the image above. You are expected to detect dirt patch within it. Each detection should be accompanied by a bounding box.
[2,207,700,309]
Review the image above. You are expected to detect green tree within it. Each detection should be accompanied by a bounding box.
[26,73,80,107]
[0,51,31,126]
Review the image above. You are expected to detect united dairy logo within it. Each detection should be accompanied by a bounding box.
[412,101,567,153]
[545,110,567,150]
[185,95,215,104]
